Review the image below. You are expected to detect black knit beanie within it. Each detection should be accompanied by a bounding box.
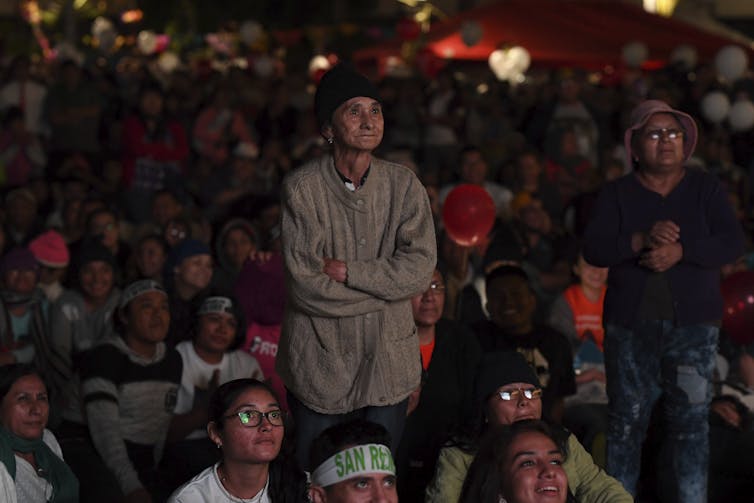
[314,63,381,128]
[474,351,541,404]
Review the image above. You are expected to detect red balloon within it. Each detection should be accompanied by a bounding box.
[721,270,754,345]
[442,184,496,247]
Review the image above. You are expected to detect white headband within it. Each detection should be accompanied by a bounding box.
[197,296,234,316]
[119,279,166,310]
[311,443,395,487]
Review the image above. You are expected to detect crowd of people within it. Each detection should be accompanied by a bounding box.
[0,40,753,503]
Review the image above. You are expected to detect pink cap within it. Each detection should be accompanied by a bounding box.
[28,230,70,268]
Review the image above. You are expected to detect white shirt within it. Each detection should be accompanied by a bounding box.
[168,463,270,503]
[175,341,264,439]
[0,429,65,503]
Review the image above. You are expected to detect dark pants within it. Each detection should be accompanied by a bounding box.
[55,421,124,503]
[604,321,717,503]
[287,391,408,471]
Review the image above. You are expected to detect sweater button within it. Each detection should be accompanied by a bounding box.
[357,199,364,206]
[359,237,366,246]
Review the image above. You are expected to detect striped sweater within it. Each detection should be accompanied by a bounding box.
[79,336,182,494]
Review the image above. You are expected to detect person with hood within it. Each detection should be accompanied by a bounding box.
[583,99,745,502]
[234,252,287,410]
[48,241,120,413]
[0,248,49,369]
[213,219,257,293]
[163,239,213,347]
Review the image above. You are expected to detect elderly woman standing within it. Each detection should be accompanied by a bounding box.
[278,63,436,470]
[584,100,745,501]
[0,364,78,502]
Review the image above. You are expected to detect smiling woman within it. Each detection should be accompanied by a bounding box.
[160,295,263,493]
[0,364,79,503]
[460,420,570,503]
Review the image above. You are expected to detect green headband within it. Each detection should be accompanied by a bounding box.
[310,443,395,487]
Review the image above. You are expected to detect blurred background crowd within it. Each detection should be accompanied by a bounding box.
[1,0,754,501]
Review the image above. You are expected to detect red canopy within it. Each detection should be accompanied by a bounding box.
[354,0,753,70]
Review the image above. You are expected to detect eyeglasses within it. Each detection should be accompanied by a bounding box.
[225,409,284,427]
[644,128,684,141]
[427,282,446,293]
[497,387,543,401]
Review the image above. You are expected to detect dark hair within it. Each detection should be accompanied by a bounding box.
[484,263,531,294]
[309,419,392,473]
[209,378,278,428]
[192,292,246,351]
[208,379,308,502]
[0,364,46,402]
[460,420,570,503]
[85,207,118,234]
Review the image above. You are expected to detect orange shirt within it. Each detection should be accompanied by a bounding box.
[420,338,436,371]
[563,284,606,351]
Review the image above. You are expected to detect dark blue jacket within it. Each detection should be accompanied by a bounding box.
[583,169,744,327]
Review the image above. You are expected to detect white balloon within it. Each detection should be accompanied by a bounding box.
[670,44,698,70]
[715,45,749,83]
[157,51,181,73]
[700,91,731,124]
[92,16,113,38]
[622,41,648,68]
[240,20,264,46]
[488,46,530,82]
[460,21,483,48]
[728,100,754,132]
[137,30,157,55]
[308,55,330,75]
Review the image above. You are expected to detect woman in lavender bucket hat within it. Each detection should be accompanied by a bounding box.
[583,99,744,502]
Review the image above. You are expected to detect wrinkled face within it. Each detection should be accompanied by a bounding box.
[175,254,213,291]
[501,431,567,503]
[323,473,398,503]
[460,150,488,185]
[1,374,49,440]
[137,239,166,279]
[209,387,284,464]
[573,256,607,291]
[196,312,238,355]
[79,260,114,301]
[327,97,384,152]
[633,113,685,173]
[123,291,170,345]
[224,229,255,270]
[486,275,536,335]
[89,212,119,249]
[487,382,543,426]
[411,270,445,328]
